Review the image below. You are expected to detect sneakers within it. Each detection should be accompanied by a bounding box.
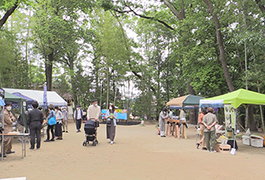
[110,141,113,145]
[161,135,166,137]
[50,139,55,141]
[6,151,15,154]
[44,139,50,142]
[210,150,216,153]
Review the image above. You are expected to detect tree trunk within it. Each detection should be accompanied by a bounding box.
[187,82,196,124]
[248,105,257,132]
[69,60,78,108]
[238,107,246,131]
[203,0,235,92]
[45,51,53,91]
[106,67,109,109]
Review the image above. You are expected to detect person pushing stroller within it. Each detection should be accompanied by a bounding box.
[83,119,97,146]
[86,99,101,143]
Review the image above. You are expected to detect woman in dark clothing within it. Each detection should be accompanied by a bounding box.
[54,106,63,140]
[44,106,55,142]
[106,104,117,145]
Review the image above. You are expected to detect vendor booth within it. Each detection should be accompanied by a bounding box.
[199,89,265,152]
[166,94,204,139]
[4,88,67,107]
[1,90,29,160]
[166,94,204,108]
[4,92,28,130]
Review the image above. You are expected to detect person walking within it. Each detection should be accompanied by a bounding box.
[2,102,16,157]
[44,106,56,142]
[62,107,68,133]
[27,101,44,149]
[159,108,168,137]
[87,99,101,142]
[105,104,117,145]
[202,107,218,152]
[54,106,63,140]
[74,105,83,133]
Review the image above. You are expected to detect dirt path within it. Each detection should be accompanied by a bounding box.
[1,122,265,180]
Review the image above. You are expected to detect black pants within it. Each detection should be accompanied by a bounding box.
[55,122,62,137]
[46,125,55,140]
[29,121,42,149]
[76,119,81,130]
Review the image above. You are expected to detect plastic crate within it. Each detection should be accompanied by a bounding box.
[242,135,251,146]
[250,135,264,148]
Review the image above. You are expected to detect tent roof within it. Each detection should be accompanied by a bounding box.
[4,88,67,107]
[12,92,35,104]
[5,92,27,102]
[166,94,204,107]
[200,89,265,108]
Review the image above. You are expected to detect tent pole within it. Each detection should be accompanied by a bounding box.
[257,84,265,133]
[245,105,249,129]
[1,107,4,160]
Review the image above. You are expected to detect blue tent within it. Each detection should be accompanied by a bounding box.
[12,92,35,107]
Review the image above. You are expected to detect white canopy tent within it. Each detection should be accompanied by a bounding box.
[4,88,67,107]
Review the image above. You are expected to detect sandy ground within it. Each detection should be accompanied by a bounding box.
[1,122,265,180]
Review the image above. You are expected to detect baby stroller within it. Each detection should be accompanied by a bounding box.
[83,119,98,146]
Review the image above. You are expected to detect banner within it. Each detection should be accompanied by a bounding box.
[101,109,127,120]
[43,83,48,109]
[224,104,236,128]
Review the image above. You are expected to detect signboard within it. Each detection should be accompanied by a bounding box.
[224,104,236,128]
[101,109,127,120]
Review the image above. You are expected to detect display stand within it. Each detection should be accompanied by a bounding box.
[181,122,187,139]
[1,133,30,159]
[165,119,180,139]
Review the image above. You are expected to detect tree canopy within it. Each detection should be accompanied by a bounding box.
[0,0,265,131]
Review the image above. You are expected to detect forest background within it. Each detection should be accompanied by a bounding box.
[0,0,264,132]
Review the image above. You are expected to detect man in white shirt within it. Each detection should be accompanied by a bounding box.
[87,100,101,142]
[87,100,101,121]
[74,105,83,133]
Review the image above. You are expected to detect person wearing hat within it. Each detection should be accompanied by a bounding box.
[2,102,16,157]
[74,105,83,133]
[87,99,101,141]
[159,107,168,137]
[202,107,218,152]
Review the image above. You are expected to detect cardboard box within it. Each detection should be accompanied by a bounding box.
[242,135,251,146]
[250,135,264,148]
